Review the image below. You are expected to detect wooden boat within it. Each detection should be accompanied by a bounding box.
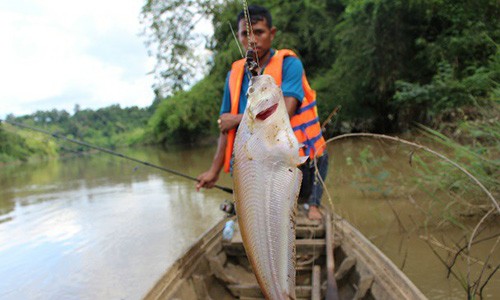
[144,208,427,300]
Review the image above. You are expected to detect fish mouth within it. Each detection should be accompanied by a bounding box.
[256,103,278,120]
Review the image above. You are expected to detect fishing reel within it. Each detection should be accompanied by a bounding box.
[220,199,236,216]
[245,48,259,76]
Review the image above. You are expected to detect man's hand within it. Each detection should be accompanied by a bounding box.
[196,134,227,192]
[218,113,242,133]
[196,169,219,191]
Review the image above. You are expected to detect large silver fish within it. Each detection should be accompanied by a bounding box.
[233,74,304,300]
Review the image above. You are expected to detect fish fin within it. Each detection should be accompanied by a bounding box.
[291,152,308,166]
[287,169,301,299]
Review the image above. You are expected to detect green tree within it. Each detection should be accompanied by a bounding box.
[143,0,345,144]
[140,0,225,95]
[142,0,499,142]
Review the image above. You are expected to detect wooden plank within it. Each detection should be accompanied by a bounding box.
[207,251,238,284]
[238,298,311,300]
[145,211,427,300]
[144,218,227,300]
[227,284,312,298]
[192,275,212,300]
[297,216,323,227]
[296,226,325,238]
[325,213,340,300]
[334,215,427,299]
[312,265,321,300]
[354,275,374,300]
[224,238,326,257]
[335,256,356,280]
[239,297,310,300]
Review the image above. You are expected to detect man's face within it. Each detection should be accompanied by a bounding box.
[238,18,276,60]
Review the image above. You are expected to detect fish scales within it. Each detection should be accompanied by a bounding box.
[233,75,303,300]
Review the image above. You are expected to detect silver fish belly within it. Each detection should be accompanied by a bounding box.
[233,74,303,300]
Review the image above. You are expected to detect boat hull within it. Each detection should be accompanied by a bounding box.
[144,209,426,300]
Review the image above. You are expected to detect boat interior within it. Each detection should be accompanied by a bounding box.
[144,205,426,300]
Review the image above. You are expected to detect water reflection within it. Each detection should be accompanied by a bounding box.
[0,147,228,300]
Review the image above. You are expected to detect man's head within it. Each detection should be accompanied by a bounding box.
[237,5,276,61]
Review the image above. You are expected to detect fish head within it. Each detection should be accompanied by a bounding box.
[246,75,282,122]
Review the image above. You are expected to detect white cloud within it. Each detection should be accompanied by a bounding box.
[0,0,155,118]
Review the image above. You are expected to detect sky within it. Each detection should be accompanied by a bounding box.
[0,0,158,119]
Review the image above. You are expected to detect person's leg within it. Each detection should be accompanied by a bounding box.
[308,153,329,220]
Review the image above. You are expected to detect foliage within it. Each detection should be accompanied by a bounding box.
[142,0,499,142]
[1,105,152,163]
[411,119,499,218]
[317,0,499,133]
[394,50,500,129]
[143,0,344,144]
[0,123,58,163]
[140,0,225,95]
[147,76,223,145]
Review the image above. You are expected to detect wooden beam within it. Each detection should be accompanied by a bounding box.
[227,284,312,298]
[312,265,321,300]
[335,256,356,280]
[224,238,326,257]
[325,213,340,300]
[192,275,212,300]
[296,226,325,238]
[354,275,374,299]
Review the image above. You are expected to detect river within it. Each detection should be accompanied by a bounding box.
[0,142,498,299]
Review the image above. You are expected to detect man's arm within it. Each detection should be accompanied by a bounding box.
[282,56,304,119]
[196,70,236,191]
[196,133,228,191]
[284,96,299,119]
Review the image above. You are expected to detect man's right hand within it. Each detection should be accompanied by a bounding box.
[218,113,242,133]
[196,170,219,191]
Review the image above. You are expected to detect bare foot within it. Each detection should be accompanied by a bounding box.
[308,205,322,221]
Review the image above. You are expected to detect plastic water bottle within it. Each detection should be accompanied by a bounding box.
[222,220,235,241]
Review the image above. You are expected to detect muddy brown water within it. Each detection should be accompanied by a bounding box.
[0,142,498,299]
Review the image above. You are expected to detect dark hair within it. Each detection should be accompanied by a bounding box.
[237,5,272,29]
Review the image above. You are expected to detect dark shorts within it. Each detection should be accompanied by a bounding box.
[298,152,329,206]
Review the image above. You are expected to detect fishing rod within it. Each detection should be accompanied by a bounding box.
[1,119,234,195]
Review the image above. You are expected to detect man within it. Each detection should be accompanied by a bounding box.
[196,5,328,220]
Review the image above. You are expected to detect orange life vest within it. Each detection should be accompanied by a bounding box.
[223,49,326,173]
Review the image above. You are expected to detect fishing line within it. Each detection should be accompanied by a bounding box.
[1,119,234,194]
[229,20,252,81]
[242,0,259,67]
[228,21,245,59]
